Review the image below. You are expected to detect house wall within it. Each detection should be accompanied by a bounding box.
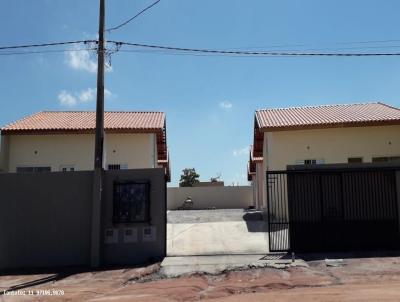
[6,133,156,172]
[256,162,264,209]
[0,134,9,172]
[167,186,253,210]
[256,125,400,214]
[0,168,166,270]
[265,125,400,171]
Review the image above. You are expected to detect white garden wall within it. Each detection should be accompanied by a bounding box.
[167,186,253,210]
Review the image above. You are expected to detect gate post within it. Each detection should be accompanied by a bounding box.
[396,170,400,234]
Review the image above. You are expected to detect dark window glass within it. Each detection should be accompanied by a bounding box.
[108,164,121,170]
[16,167,51,173]
[348,157,363,163]
[304,159,317,165]
[113,182,150,223]
[372,157,388,162]
[372,156,400,163]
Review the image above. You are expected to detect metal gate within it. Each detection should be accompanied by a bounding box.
[267,168,400,253]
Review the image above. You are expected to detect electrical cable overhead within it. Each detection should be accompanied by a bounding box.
[3,39,400,58]
[0,40,96,50]
[225,39,400,51]
[109,41,400,57]
[0,48,97,56]
[106,0,161,32]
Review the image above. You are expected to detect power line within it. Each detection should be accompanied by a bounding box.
[0,40,96,50]
[225,39,400,51]
[106,0,161,32]
[0,48,97,56]
[2,39,400,58]
[109,41,400,57]
[227,44,400,52]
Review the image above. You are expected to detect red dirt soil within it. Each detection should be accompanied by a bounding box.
[2,257,400,301]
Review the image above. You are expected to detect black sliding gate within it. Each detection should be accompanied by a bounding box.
[267,168,400,253]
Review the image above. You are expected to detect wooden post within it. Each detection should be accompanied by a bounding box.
[91,0,105,268]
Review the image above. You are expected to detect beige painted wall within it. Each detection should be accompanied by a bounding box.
[167,186,253,210]
[265,125,400,171]
[6,133,156,172]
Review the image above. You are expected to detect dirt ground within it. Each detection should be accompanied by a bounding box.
[2,256,400,301]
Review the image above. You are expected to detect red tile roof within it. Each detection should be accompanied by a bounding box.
[255,102,400,131]
[1,111,170,181]
[1,111,165,133]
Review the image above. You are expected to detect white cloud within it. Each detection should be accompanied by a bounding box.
[58,90,77,107]
[232,146,249,157]
[219,101,233,110]
[59,88,113,106]
[104,88,113,99]
[78,87,96,102]
[67,48,97,73]
[78,88,113,103]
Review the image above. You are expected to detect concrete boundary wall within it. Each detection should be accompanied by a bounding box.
[102,169,166,266]
[0,171,93,270]
[167,186,253,210]
[0,168,166,270]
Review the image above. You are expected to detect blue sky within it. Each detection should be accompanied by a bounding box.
[1,0,400,186]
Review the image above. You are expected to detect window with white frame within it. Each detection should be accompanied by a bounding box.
[296,159,325,165]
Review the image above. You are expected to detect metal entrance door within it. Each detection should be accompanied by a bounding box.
[267,168,400,253]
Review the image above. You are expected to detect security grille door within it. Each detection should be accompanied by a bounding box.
[267,168,400,253]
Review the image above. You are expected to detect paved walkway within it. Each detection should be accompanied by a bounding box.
[167,209,269,256]
[161,254,306,277]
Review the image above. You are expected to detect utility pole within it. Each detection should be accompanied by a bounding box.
[91,0,105,268]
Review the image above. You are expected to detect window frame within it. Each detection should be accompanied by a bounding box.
[112,181,151,224]
[296,159,324,165]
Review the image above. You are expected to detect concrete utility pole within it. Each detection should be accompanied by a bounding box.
[91,0,105,268]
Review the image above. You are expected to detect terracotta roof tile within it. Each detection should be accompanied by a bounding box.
[255,102,400,131]
[1,111,165,133]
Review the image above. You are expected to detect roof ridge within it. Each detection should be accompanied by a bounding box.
[255,101,382,112]
[40,110,165,113]
[376,102,400,111]
[255,101,400,131]
[1,111,166,132]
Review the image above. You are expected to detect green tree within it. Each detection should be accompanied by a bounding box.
[179,168,200,187]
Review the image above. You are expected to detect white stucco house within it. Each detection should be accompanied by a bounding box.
[248,102,400,209]
[0,111,170,181]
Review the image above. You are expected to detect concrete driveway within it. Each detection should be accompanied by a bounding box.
[167,209,269,256]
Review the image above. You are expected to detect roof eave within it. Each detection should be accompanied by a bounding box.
[258,119,400,132]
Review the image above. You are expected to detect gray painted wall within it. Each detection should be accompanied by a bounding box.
[102,169,166,266]
[0,168,166,270]
[0,171,93,270]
